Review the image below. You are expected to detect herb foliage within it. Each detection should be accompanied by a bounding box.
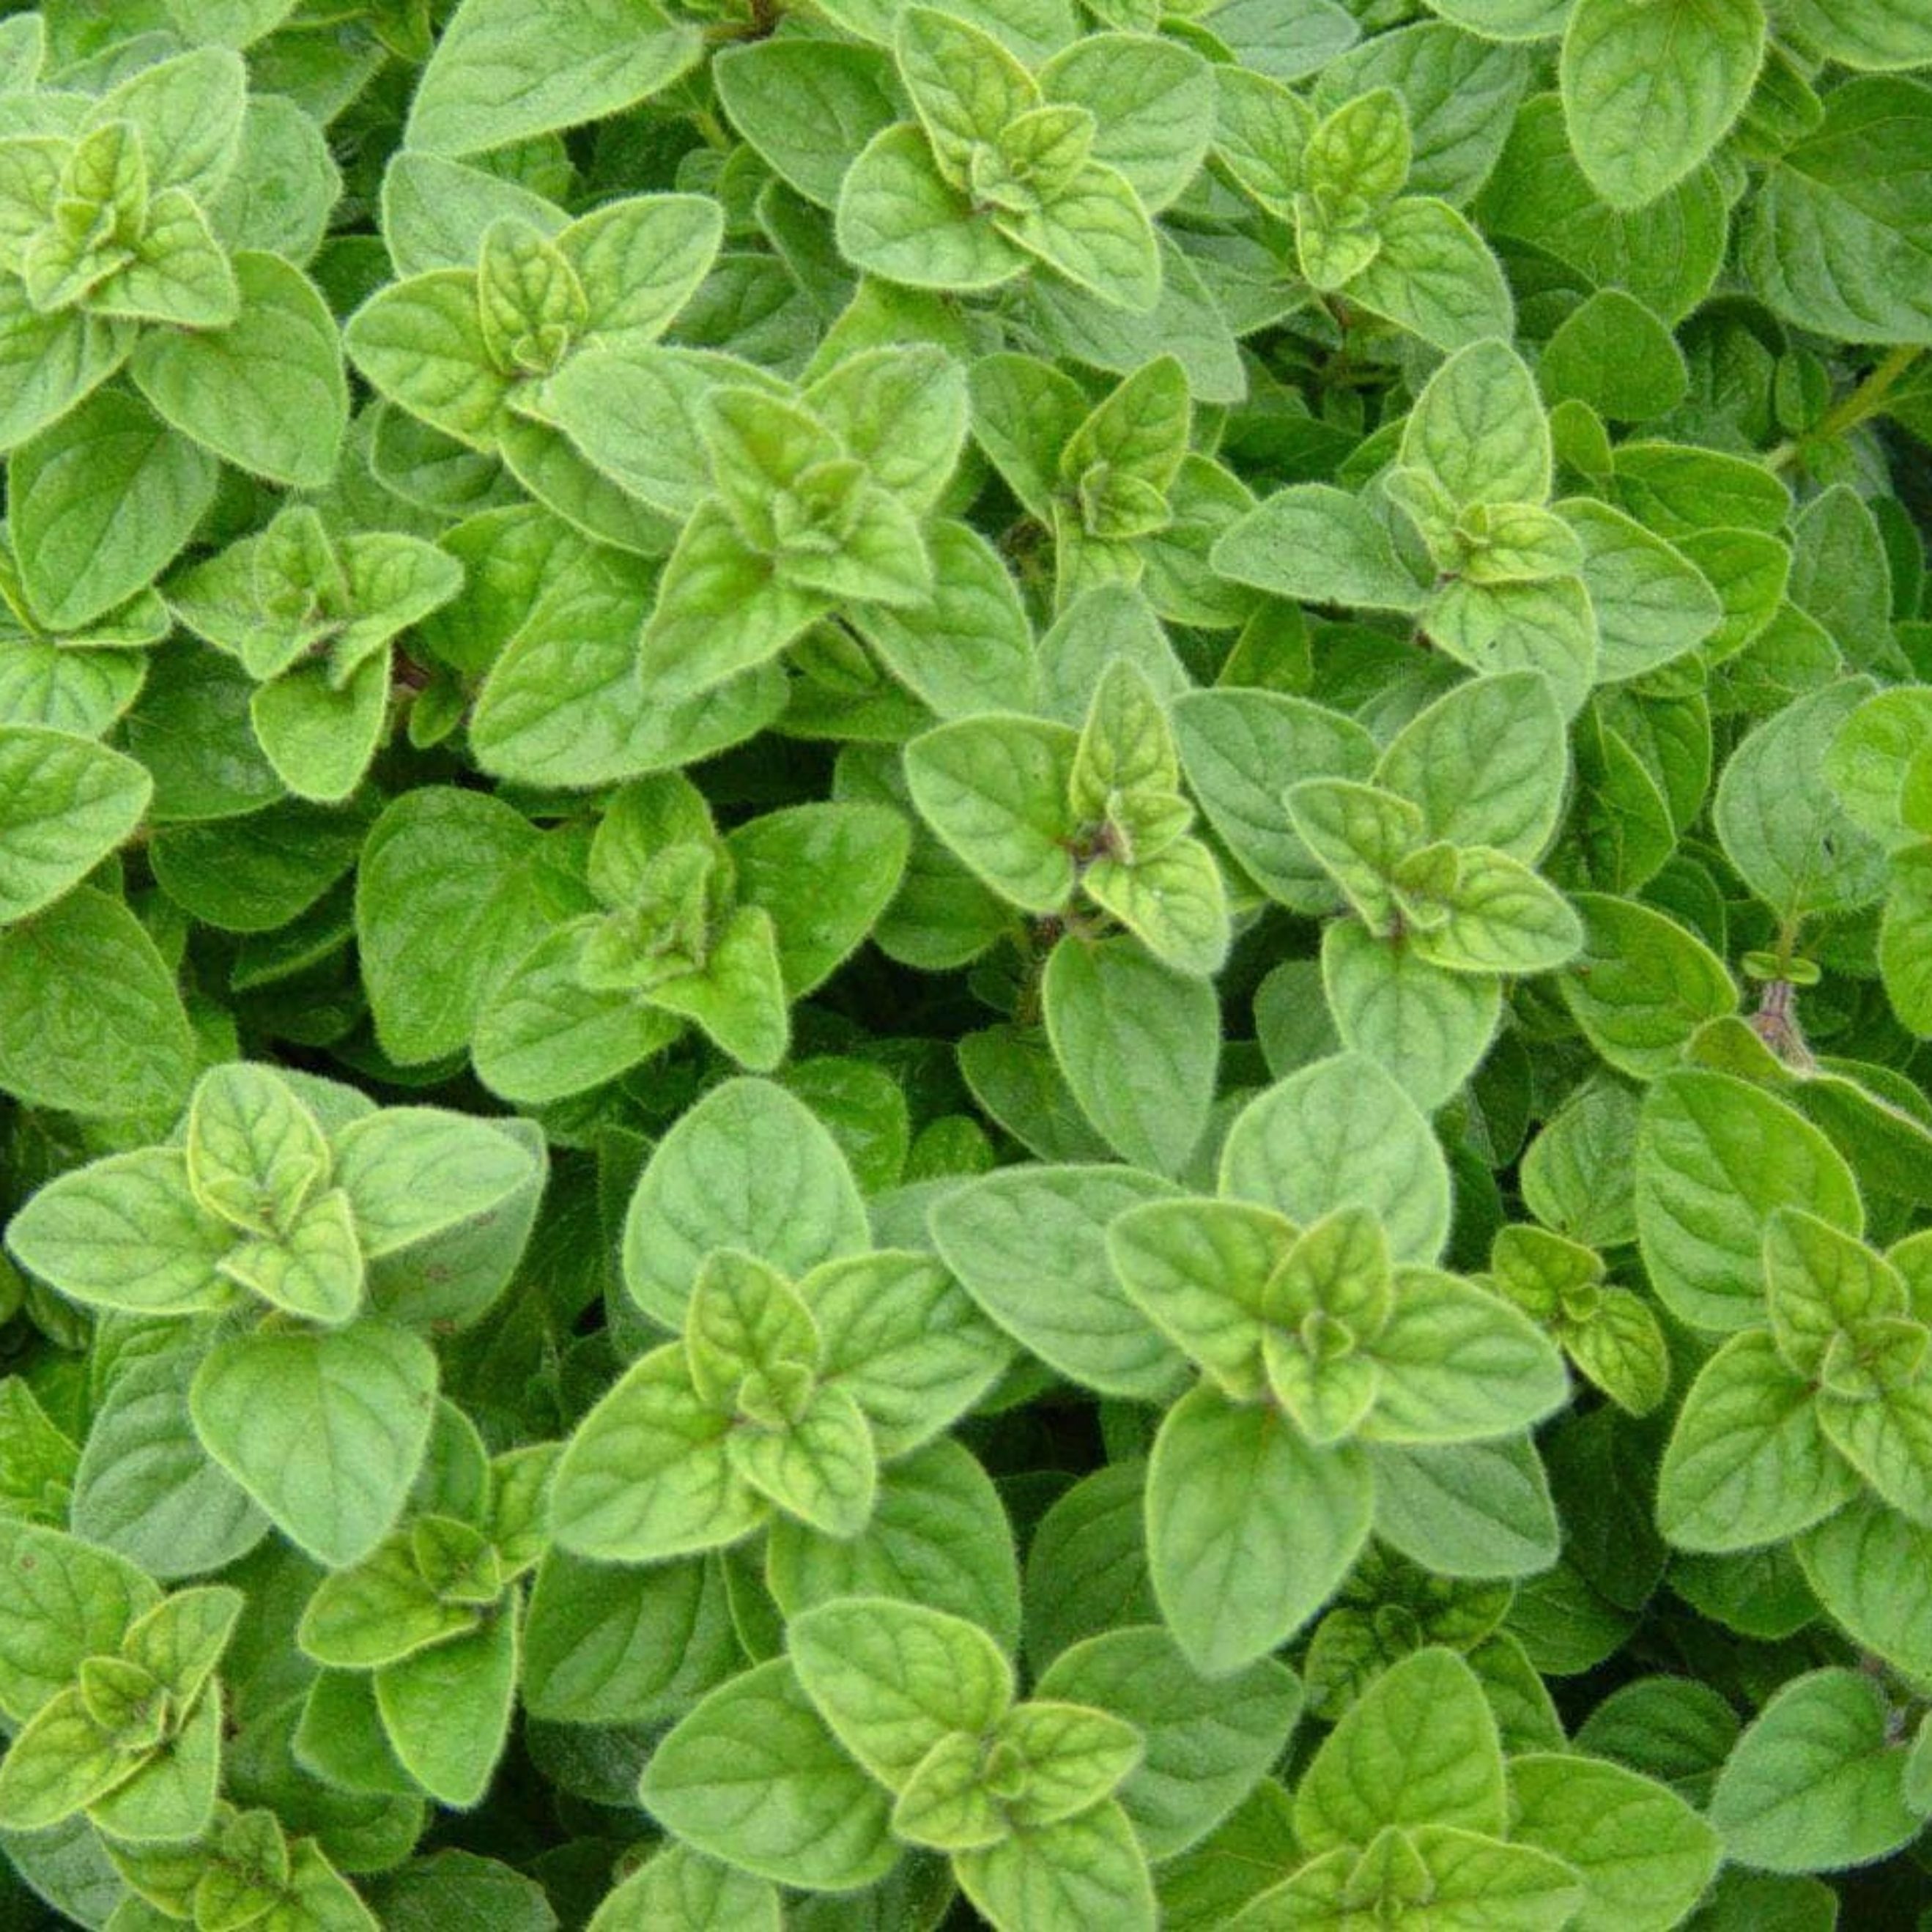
[0,0,1929,1926]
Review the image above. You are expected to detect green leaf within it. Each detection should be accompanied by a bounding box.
[1146,1383,1374,1675]
[640,1657,899,1892]
[1401,337,1549,512]
[0,280,133,456]
[729,1383,878,1538]
[0,887,195,1119]
[1107,1197,1289,1402]
[1561,499,1720,682]
[0,1684,138,1833]
[407,0,701,155]
[1798,1493,1932,1683]
[1714,682,1891,920]
[1739,78,1932,345]
[1507,1750,1720,1932]
[588,1846,782,1932]
[802,1252,1010,1459]
[1374,671,1567,860]
[1041,936,1217,1174]
[129,252,345,486]
[623,1077,870,1329]
[1368,1436,1561,1579]
[1293,1646,1506,1852]
[219,1188,363,1325]
[1346,196,1515,353]
[1881,844,1932,1037]
[1560,0,1765,210]
[186,1062,330,1238]
[727,801,911,997]
[953,1799,1156,1932]
[1322,921,1501,1111]
[790,1594,1011,1791]
[0,1525,160,1724]
[1637,1070,1863,1331]
[903,713,1078,912]
[837,123,1025,294]
[1558,893,1738,1081]
[374,1609,517,1808]
[548,1344,766,1563]
[1209,485,1425,611]
[1040,33,1210,211]
[930,1163,1187,1400]
[714,40,903,210]
[1220,1053,1452,1265]
[1540,290,1690,422]
[189,1321,437,1569]
[1655,1330,1860,1551]
[1709,1667,1920,1873]
[1364,1267,1569,1443]
[1035,1625,1301,1859]
[0,726,149,925]
[768,1437,1020,1648]
[1172,690,1377,912]
[10,388,217,633]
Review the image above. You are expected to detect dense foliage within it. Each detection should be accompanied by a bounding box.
[0,0,1930,1925]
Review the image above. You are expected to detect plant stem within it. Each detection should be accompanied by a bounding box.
[1767,344,1924,471]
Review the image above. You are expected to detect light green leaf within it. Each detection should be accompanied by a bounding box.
[548,1344,766,1563]
[0,888,195,1119]
[588,1845,782,1932]
[0,726,149,925]
[7,1149,232,1317]
[1400,336,1549,512]
[1042,936,1217,1174]
[129,252,345,486]
[1365,1268,1569,1443]
[0,1525,160,1725]
[331,1107,538,1262]
[1739,78,1932,345]
[641,1657,899,1892]
[1798,1493,1932,1683]
[1374,671,1566,859]
[623,1076,870,1329]
[1714,682,1891,919]
[1637,1070,1863,1332]
[1368,1436,1561,1579]
[374,1610,517,1809]
[1209,485,1425,611]
[1709,1667,1920,1873]
[1035,1625,1301,1859]
[188,1320,438,1570]
[1346,196,1514,353]
[1655,1330,1860,1551]
[185,1062,329,1238]
[1560,0,1765,210]
[837,123,1025,295]
[218,1188,363,1325]
[1323,922,1501,1113]
[903,713,1078,912]
[953,1799,1156,1932]
[930,1164,1187,1400]
[1561,498,1720,682]
[1294,1646,1506,1853]
[344,271,509,452]
[1147,1383,1374,1675]
[1508,1751,1720,1932]
[1558,893,1738,1081]
[10,389,217,633]
[1220,1053,1451,1265]
[407,0,702,155]
[789,1594,1010,1792]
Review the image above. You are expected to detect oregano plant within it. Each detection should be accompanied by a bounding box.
[0,0,1930,1925]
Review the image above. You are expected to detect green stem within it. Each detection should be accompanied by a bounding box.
[1768,344,1924,471]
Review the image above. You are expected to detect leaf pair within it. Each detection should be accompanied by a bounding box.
[292,1443,555,1807]
[837,10,1185,314]
[550,1242,1008,1561]
[906,656,1231,975]
[647,1596,1159,1931]
[633,341,969,703]
[0,1527,240,1843]
[1658,1210,1932,1551]
[168,504,464,801]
